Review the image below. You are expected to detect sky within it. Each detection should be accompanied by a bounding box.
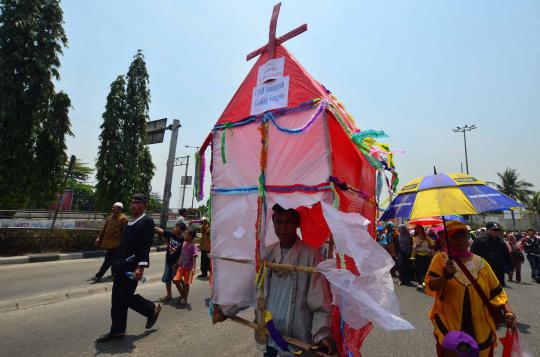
[57,0,540,208]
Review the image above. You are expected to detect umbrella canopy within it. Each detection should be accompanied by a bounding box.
[380,173,522,221]
[408,217,443,226]
[408,215,466,227]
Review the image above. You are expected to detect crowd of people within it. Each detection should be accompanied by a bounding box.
[375,220,539,357]
[89,195,538,355]
[376,221,540,289]
[90,195,211,343]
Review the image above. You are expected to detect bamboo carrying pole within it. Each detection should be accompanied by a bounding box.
[230,316,332,357]
[213,256,317,274]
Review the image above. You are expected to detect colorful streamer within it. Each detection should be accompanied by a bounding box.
[265,100,327,135]
[220,122,234,164]
[194,151,206,201]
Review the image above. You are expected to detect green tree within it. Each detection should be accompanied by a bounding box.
[123,50,154,199]
[526,192,540,217]
[33,92,72,207]
[0,0,70,208]
[95,75,127,210]
[147,192,163,213]
[496,168,534,226]
[65,160,95,211]
[496,168,533,203]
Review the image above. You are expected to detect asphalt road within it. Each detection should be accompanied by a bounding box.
[0,257,538,357]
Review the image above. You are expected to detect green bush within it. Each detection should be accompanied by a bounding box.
[0,228,99,256]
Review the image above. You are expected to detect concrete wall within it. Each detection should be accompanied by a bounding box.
[469,213,540,231]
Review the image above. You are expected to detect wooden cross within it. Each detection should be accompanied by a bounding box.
[246,2,308,61]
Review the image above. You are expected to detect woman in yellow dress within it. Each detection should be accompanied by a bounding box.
[425,221,517,357]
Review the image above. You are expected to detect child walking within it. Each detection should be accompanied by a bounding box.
[155,222,185,302]
[173,230,197,306]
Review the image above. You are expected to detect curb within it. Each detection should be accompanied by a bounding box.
[0,277,161,313]
[0,245,167,266]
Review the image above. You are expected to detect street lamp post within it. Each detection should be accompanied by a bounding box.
[185,145,200,209]
[452,124,477,175]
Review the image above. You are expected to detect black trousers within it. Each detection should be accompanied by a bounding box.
[95,248,117,279]
[200,250,210,276]
[415,255,431,285]
[110,274,154,334]
[398,250,412,284]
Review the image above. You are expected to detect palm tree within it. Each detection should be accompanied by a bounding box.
[496,168,534,228]
[526,192,540,217]
[496,168,533,203]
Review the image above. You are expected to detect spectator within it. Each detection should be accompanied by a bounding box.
[198,217,211,279]
[505,233,524,284]
[176,208,187,225]
[155,222,185,302]
[471,222,512,287]
[522,228,540,283]
[397,224,413,286]
[411,225,434,290]
[173,230,198,306]
[91,202,128,283]
[425,221,516,357]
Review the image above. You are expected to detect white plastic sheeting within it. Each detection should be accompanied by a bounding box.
[211,108,331,307]
[318,202,414,331]
[266,108,329,186]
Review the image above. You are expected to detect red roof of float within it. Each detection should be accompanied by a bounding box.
[216,45,329,125]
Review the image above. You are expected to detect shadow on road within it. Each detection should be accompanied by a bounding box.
[517,322,531,335]
[94,329,157,355]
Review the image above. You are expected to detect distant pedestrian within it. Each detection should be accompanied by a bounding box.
[505,233,524,284]
[471,222,512,287]
[95,194,161,343]
[522,228,540,282]
[173,229,198,305]
[91,202,128,283]
[176,208,187,225]
[397,224,413,286]
[411,225,434,290]
[198,217,211,279]
[155,222,186,302]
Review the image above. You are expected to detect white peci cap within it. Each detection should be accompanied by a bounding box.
[113,202,124,209]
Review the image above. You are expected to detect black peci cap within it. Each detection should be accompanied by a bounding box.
[131,193,148,204]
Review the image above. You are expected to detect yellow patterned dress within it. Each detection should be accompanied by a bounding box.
[425,252,507,357]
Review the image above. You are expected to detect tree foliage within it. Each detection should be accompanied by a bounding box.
[0,0,71,209]
[95,50,155,208]
[95,75,127,210]
[124,50,154,198]
[65,160,95,211]
[33,92,72,207]
[496,168,534,203]
[526,192,540,217]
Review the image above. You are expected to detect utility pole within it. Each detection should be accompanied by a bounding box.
[145,117,181,229]
[185,145,200,208]
[51,155,76,230]
[452,124,476,175]
[174,156,191,209]
[159,119,181,229]
[181,155,190,209]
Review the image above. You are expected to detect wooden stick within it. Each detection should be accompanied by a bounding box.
[213,256,317,274]
[229,316,332,357]
[267,262,316,274]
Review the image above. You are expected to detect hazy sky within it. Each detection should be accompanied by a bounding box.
[57,1,540,208]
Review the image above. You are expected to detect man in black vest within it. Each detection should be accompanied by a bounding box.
[95,193,161,343]
[471,222,512,287]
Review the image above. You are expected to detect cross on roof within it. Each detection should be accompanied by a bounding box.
[246,2,308,61]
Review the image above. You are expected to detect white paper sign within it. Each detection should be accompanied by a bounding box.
[250,76,289,115]
[257,57,285,84]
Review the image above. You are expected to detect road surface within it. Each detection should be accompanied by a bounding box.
[0,255,538,356]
